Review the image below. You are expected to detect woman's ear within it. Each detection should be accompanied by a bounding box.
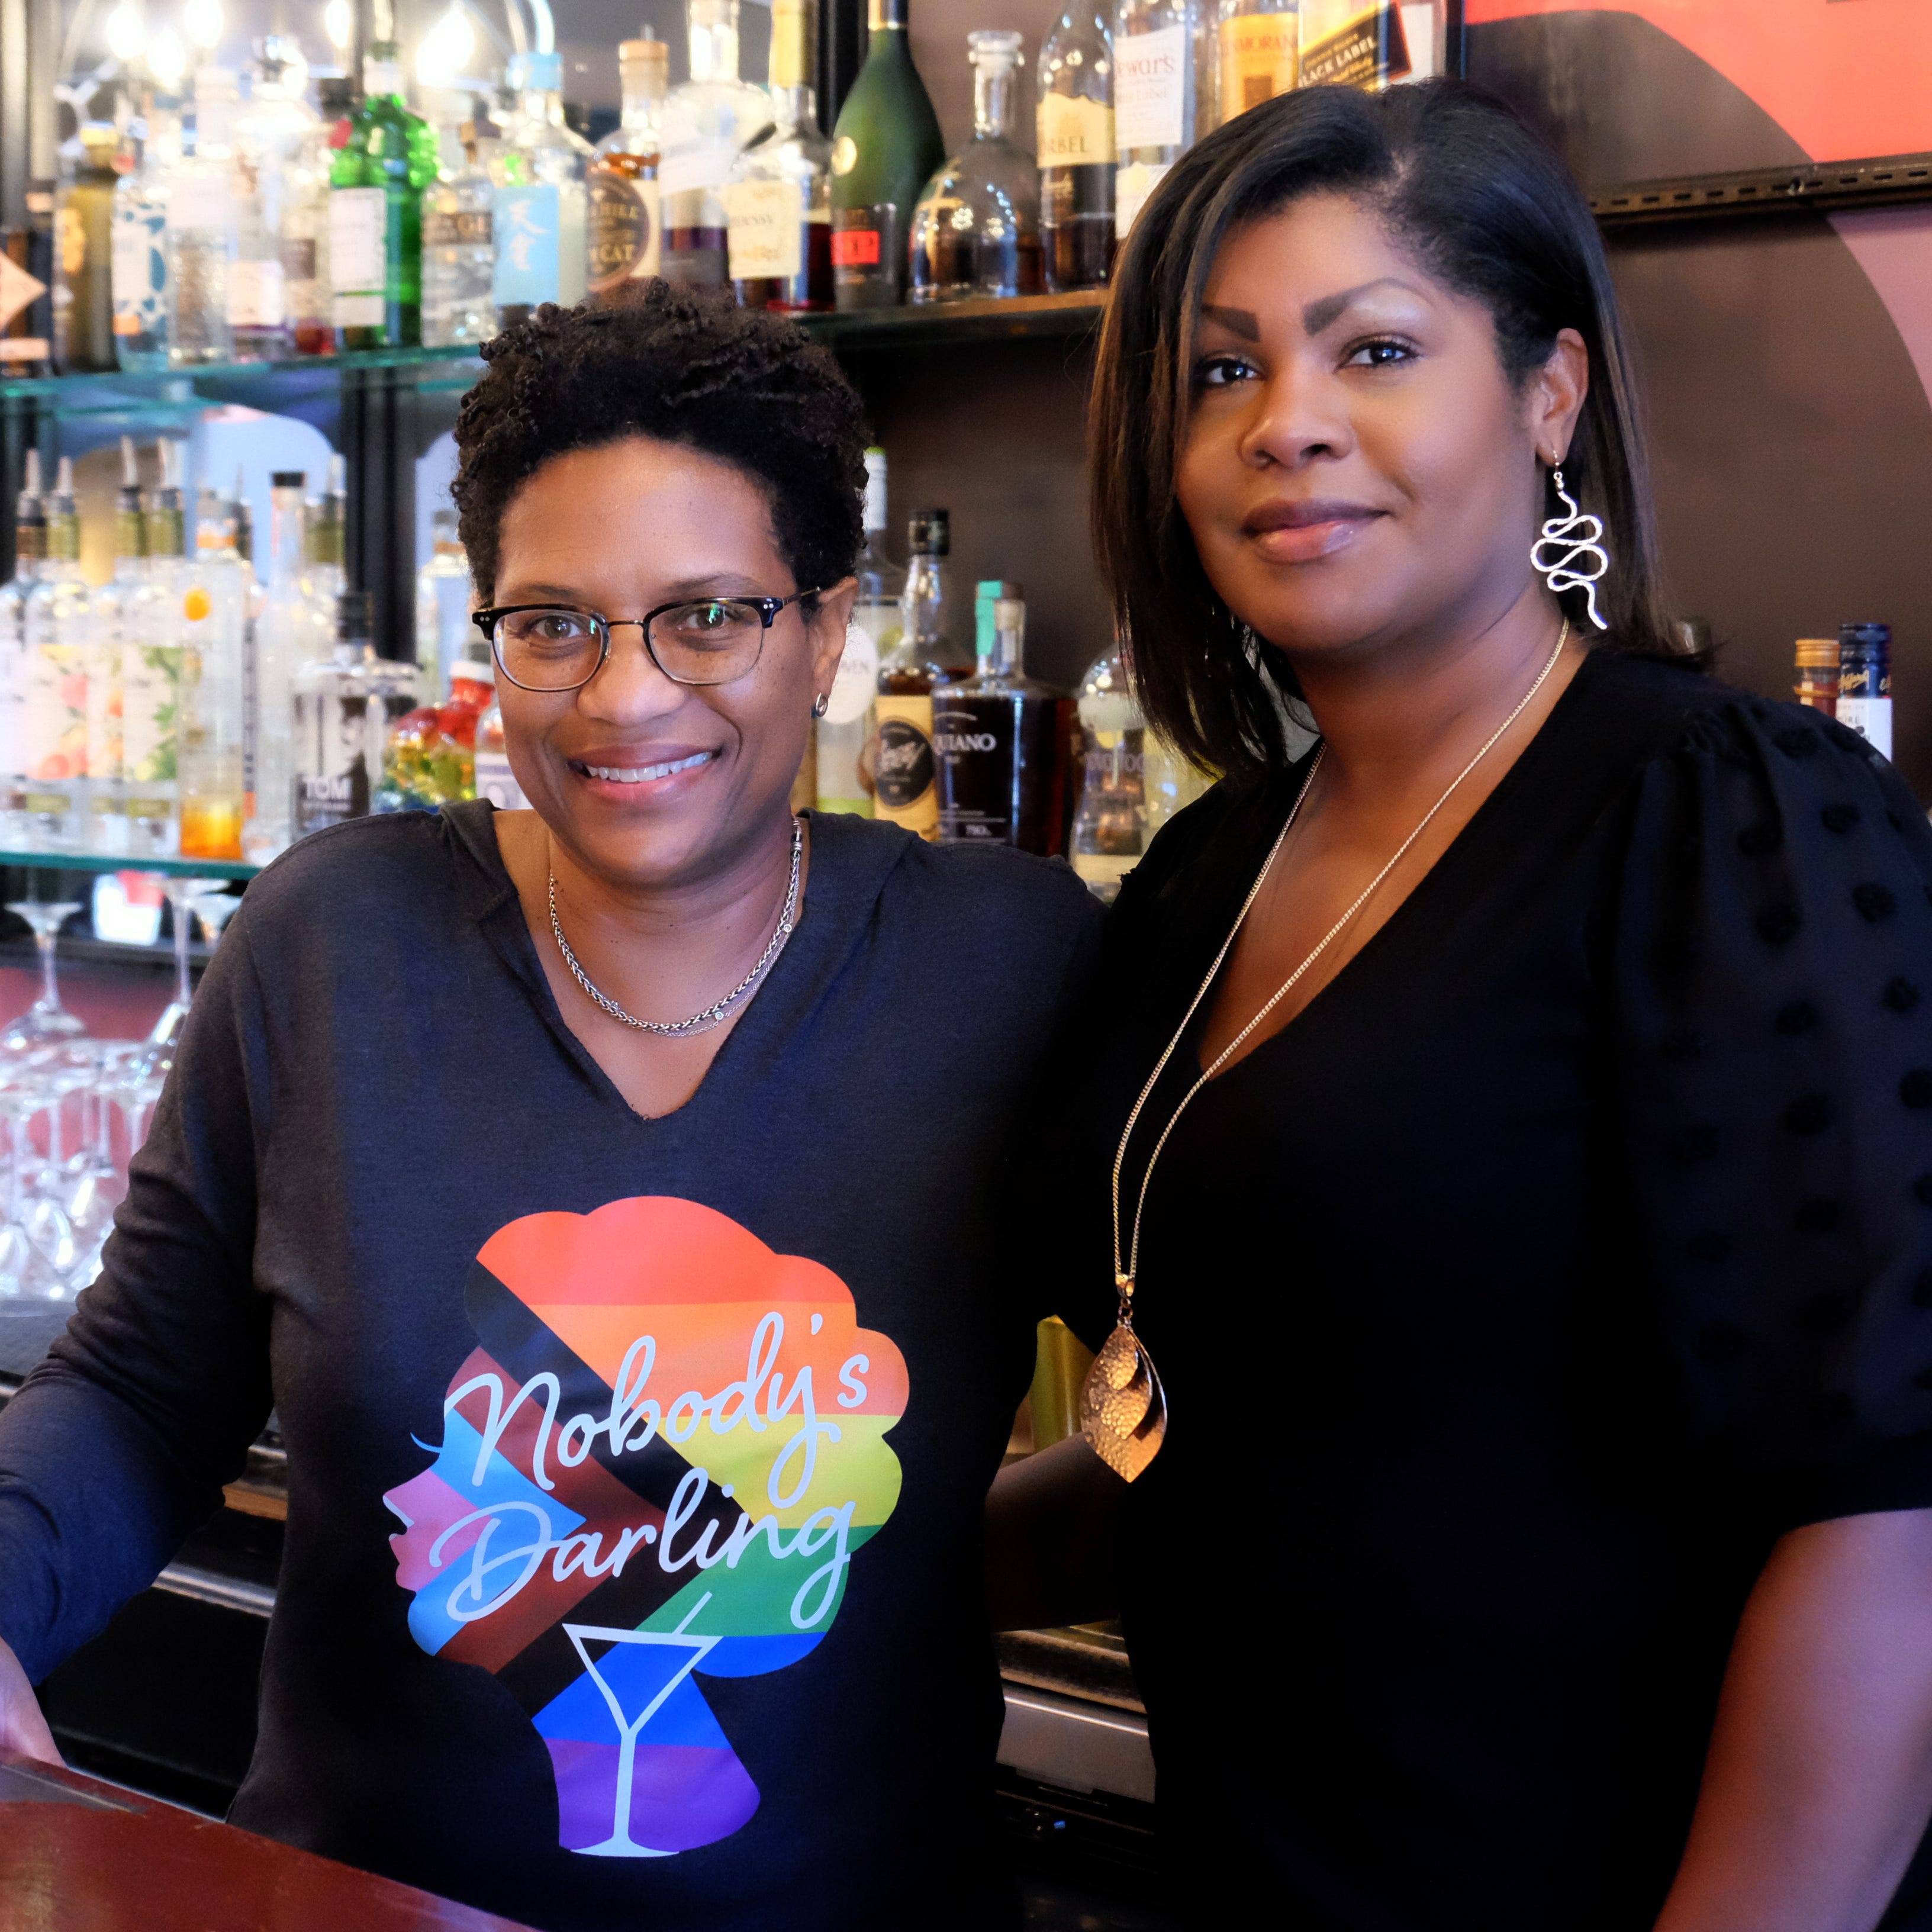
[806,577,859,701]
[1531,327,1590,468]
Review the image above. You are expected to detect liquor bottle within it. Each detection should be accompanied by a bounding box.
[125,443,186,856]
[818,446,898,815]
[1215,0,1297,127]
[21,459,92,849]
[168,67,242,367]
[112,98,176,372]
[1068,640,1144,898]
[1296,0,1409,88]
[658,0,773,291]
[0,453,45,844]
[331,43,439,350]
[414,507,471,700]
[588,39,668,299]
[829,0,945,311]
[910,31,1042,302]
[488,51,593,318]
[1838,623,1893,761]
[935,587,1069,851]
[727,0,832,311]
[307,456,347,603]
[176,483,250,859]
[245,471,329,864]
[474,690,529,810]
[422,98,499,346]
[1793,639,1838,719]
[53,123,120,373]
[86,436,147,852]
[1038,4,1115,294]
[1114,0,1207,239]
[230,37,320,360]
[293,590,387,835]
[875,507,966,838]
[292,79,356,354]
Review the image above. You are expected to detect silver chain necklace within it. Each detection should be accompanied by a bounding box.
[547,815,804,1039]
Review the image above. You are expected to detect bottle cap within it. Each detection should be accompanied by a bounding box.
[908,508,949,555]
[337,590,374,640]
[272,469,306,489]
[1840,622,1891,648]
[619,37,670,68]
[448,661,494,688]
[1795,639,1837,669]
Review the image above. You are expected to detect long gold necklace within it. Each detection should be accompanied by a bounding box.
[1081,620,1572,1480]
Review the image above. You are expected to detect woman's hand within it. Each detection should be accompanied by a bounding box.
[0,1634,60,1767]
[1654,1508,1932,1932]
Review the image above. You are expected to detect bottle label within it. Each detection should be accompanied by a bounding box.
[832,205,901,298]
[423,209,492,249]
[726,179,805,281]
[826,622,880,726]
[329,186,387,296]
[166,172,236,233]
[934,698,1012,843]
[123,642,181,784]
[24,646,86,784]
[474,748,528,812]
[86,640,122,783]
[1116,25,1188,152]
[227,257,287,328]
[587,173,661,291]
[1115,161,1171,237]
[111,204,166,337]
[1219,14,1300,115]
[659,140,739,199]
[1038,94,1115,166]
[279,235,320,282]
[493,183,562,307]
[830,221,881,268]
[295,769,359,836]
[1298,0,1411,91]
[1837,696,1895,762]
[872,694,938,837]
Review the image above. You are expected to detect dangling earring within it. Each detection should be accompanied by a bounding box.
[1531,463,1610,631]
[810,693,829,719]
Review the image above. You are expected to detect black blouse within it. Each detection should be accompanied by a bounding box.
[1065,650,1932,1930]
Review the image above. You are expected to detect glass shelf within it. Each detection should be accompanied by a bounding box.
[0,849,258,882]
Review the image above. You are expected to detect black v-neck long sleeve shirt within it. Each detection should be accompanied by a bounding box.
[1065,651,1932,1929]
[0,803,1100,1932]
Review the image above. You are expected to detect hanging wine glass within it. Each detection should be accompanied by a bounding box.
[4,900,87,1047]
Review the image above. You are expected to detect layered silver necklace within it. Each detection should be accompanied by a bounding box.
[547,814,804,1039]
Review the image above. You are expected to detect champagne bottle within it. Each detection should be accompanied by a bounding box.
[828,0,944,311]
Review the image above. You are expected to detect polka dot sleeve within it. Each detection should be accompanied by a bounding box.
[1615,698,1932,1524]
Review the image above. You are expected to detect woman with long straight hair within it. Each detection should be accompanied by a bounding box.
[995,80,1932,1930]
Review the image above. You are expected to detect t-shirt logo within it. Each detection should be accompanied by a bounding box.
[382,1196,909,1857]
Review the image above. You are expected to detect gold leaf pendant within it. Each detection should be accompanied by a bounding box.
[1078,1281,1167,1482]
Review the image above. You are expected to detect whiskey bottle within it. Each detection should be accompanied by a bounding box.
[1215,0,1298,127]
[1837,623,1892,761]
[874,508,966,839]
[589,39,668,298]
[1114,0,1208,239]
[1296,0,1410,90]
[727,0,833,311]
[935,587,1070,854]
[659,0,772,290]
[1038,4,1115,293]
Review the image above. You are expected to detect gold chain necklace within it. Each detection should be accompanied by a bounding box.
[1081,620,1572,1480]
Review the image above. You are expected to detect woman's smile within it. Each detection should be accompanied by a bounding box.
[1241,496,1388,565]
[566,745,723,795]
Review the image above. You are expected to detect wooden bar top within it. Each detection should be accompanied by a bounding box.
[0,1753,536,1930]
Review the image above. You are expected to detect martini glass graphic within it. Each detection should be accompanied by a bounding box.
[565,1592,719,1857]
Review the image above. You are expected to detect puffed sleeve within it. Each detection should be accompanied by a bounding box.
[1616,695,1932,1524]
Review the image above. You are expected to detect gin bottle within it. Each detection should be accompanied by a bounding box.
[910,31,1042,302]
[588,39,668,298]
[294,591,392,835]
[727,0,832,311]
[86,436,147,851]
[125,444,186,856]
[331,43,439,349]
[422,99,498,347]
[112,99,176,372]
[167,67,241,366]
[230,37,319,359]
[245,471,329,864]
[0,453,46,843]
[490,51,593,316]
[21,459,92,850]
[817,446,898,815]
[659,0,775,290]
[1038,5,1115,291]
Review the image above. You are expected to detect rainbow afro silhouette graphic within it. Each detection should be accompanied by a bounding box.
[382,1196,908,1857]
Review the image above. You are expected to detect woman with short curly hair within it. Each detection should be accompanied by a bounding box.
[0,287,1099,1931]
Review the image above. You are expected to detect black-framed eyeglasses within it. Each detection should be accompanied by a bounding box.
[472,590,822,693]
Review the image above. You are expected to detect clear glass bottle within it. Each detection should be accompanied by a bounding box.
[935,587,1070,852]
[294,590,404,835]
[910,31,1042,303]
[588,38,668,300]
[176,483,249,859]
[874,507,967,840]
[113,96,178,372]
[0,453,46,844]
[1038,5,1115,292]
[422,97,499,347]
[86,436,147,852]
[231,37,320,359]
[817,445,899,816]
[331,43,439,349]
[246,470,329,864]
[293,79,356,354]
[1068,642,1144,899]
[659,0,775,290]
[414,507,471,701]
[1215,0,1297,127]
[307,456,347,604]
[167,67,242,367]
[22,459,92,850]
[1113,0,1209,240]
[125,443,185,856]
[490,50,594,317]
[53,123,121,373]
[727,0,832,311]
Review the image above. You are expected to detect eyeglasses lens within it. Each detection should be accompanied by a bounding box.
[494,608,604,690]
[649,601,767,686]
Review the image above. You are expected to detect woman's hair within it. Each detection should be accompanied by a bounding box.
[1090,79,1680,782]
[453,285,868,604]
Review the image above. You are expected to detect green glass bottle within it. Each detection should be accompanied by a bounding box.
[329,43,439,349]
[828,0,944,311]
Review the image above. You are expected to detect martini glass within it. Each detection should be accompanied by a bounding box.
[141,877,200,1060]
[565,1592,718,1858]
[185,882,243,951]
[4,900,86,1047]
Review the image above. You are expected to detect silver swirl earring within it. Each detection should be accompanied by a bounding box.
[1531,463,1610,631]
[810,693,829,719]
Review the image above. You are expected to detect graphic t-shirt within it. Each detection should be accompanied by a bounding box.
[0,804,1101,1931]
